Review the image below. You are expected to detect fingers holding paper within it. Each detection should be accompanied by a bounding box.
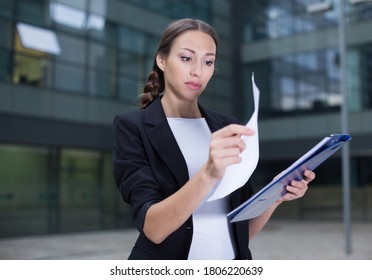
[206,124,255,180]
[279,170,315,202]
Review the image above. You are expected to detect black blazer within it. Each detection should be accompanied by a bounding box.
[113,96,254,260]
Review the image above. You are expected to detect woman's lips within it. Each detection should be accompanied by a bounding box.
[185,81,202,90]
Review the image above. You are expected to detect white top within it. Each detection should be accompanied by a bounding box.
[167,117,236,260]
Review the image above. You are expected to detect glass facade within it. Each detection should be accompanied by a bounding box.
[243,0,372,42]
[241,0,372,221]
[0,0,223,238]
[0,144,127,237]
[1,0,372,238]
[243,0,372,118]
[2,0,154,104]
[0,145,50,237]
[0,0,215,105]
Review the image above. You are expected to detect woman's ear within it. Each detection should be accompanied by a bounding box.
[156,53,165,71]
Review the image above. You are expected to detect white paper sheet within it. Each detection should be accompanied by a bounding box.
[208,73,260,201]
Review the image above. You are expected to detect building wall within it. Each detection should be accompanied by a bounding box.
[0,0,371,238]
[238,0,372,221]
[0,0,236,238]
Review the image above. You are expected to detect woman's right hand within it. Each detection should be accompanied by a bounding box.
[205,124,255,179]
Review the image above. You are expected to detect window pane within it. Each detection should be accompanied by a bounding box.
[0,0,14,18]
[246,47,346,117]
[118,76,139,103]
[88,70,115,98]
[13,53,53,87]
[118,26,145,55]
[0,49,12,82]
[60,149,102,232]
[243,1,337,43]
[118,52,143,79]
[0,145,49,237]
[54,63,85,93]
[50,2,86,29]
[56,32,86,65]
[102,152,132,228]
[89,20,117,46]
[0,19,12,49]
[16,0,47,27]
[89,42,116,71]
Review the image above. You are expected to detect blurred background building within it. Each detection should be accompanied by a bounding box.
[0,0,371,238]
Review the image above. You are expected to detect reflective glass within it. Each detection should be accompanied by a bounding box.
[348,1,372,22]
[50,2,86,29]
[145,34,160,55]
[118,52,143,79]
[12,23,55,88]
[54,63,85,93]
[56,32,86,65]
[56,0,88,10]
[359,44,372,109]
[147,0,166,11]
[88,70,115,98]
[145,0,210,20]
[89,0,107,15]
[0,20,12,49]
[102,152,132,228]
[118,76,139,103]
[169,1,194,18]
[211,78,231,98]
[50,2,87,36]
[245,47,346,117]
[118,26,146,55]
[0,0,13,18]
[16,0,47,27]
[0,145,49,237]
[89,42,116,71]
[60,149,101,232]
[0,49,11,82]
[89,20,117,46]
[13,53,53,87]
[243,0,338,43]
[125,0,146,5]
[325,49,340,94]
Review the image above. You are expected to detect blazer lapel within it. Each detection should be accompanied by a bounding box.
[198,104,228,133]
[144,97,189,188]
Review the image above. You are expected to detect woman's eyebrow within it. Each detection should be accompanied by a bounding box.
[180,47,216,57]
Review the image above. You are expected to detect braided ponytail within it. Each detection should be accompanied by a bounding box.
[139,68,164,108]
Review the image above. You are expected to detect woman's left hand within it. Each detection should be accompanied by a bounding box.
[278,170,315,202]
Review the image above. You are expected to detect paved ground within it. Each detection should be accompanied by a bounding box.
[0,220,371,260]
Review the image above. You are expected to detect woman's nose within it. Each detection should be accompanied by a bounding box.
[190,63,202,77]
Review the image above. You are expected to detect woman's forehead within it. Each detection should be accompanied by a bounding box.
[171,30,216,55]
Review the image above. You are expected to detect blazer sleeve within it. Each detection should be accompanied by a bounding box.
[112,113,163,232]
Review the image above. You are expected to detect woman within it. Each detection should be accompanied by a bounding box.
[113,18,315,260]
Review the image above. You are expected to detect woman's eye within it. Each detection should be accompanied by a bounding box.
[205,60,214,66]
[181,56,191,62]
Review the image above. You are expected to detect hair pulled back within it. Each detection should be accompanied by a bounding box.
[139,18,219,108]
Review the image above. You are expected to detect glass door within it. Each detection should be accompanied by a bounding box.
[0,145,50,237]
[59,149,103,233]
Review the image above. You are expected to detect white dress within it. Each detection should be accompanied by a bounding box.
[167,117,236,260]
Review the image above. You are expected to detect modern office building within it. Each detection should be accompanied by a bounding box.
[0,0,371,238]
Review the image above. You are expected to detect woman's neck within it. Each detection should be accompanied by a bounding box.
[161,95,202,118]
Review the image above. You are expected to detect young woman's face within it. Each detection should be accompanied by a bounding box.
[156,30,216,103]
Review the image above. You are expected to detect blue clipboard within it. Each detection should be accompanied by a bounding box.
[227,134,352,223]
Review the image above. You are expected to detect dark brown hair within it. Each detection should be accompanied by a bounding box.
[138,18,219,108]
